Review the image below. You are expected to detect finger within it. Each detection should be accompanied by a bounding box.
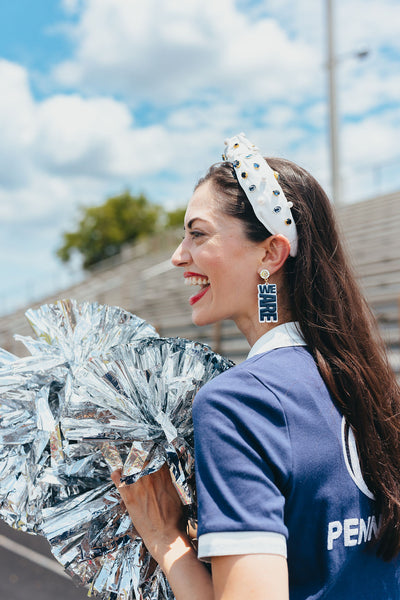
[111,468,122,486]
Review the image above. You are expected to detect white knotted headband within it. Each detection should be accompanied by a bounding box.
[223,133,298,257]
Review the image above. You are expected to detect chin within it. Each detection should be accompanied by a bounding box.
[192,314,211,327]
[191,309,217,328]
[191,306,228,328]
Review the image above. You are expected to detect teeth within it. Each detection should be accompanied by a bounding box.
[185,276,209,286]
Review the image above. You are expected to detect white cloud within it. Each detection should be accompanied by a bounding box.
[337,0,400,54]
[337,107,400,201]
[35,95,132,174]
[52,0,319,105]
[1,0,400,313]
[0,60,36,187]
[32,95,172,179]
[0,54,323,226]
[61,0,82,13]
[0,167,102,223]
[343,110,400,166]
[0,60,177,222]
[340,61,400,116]
[0,2,399,221]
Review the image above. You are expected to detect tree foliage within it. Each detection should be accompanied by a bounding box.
[57,191,161,269]
[165,207,186,229]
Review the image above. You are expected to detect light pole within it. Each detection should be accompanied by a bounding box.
[326,0,340,205]
[326,0,369,206]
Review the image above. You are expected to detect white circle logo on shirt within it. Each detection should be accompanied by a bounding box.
[341,417,375,500]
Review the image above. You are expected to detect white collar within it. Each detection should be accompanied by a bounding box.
[247,321,306,359]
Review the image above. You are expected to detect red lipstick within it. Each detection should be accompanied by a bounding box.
[189,285,210,305]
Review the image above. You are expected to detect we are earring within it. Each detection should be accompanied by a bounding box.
[258,269,278,323]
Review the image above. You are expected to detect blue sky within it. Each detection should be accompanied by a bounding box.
[0,2,67,65]
[0,0,400,315]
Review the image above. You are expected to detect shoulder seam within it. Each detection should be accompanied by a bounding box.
[247,370,294,495]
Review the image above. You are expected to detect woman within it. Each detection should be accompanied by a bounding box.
[112,133,400,599]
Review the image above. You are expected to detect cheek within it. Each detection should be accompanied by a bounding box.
[213,262,253,296]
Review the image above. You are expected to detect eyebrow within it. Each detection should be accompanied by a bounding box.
[185,217,208,230]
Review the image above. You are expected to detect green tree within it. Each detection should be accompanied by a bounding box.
[57,191,161,269]
[165,207,186,228]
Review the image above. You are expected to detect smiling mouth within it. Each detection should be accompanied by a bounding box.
[184,275,210,305]
[184,275,209,286]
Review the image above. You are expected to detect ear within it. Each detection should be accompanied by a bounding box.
[259,234,291,275]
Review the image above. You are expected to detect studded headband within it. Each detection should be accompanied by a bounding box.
[223,133,298,257]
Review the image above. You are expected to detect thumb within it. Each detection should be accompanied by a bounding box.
[111,468,122,487]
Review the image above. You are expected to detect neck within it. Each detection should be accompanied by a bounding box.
[235,296,294,347]
[235,315,293,348]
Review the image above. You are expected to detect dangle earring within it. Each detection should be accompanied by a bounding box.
[258,269,278,323]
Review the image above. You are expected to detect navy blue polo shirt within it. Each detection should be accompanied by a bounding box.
[193,322,400,599]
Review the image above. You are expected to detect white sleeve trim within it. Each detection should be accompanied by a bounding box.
[197,531,287,561]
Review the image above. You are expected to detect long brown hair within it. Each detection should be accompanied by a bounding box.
[198,159,400,561]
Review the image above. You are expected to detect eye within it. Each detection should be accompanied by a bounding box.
[190,230,204,239]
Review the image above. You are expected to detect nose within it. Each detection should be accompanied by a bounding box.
[171,240,191,267]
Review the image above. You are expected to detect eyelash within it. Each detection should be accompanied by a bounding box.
[182,230,204,240]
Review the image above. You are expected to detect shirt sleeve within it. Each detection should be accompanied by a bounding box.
[192,364,292,560]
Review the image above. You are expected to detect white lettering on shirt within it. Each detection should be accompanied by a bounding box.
[327,515,381,551]
[327,521,343,551]
[344,518,359,546]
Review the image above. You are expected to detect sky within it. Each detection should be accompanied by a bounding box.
[0,0,399,315]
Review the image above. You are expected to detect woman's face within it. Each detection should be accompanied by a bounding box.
[171,180,265,329]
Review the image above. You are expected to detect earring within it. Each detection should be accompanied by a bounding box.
[258,269,278,323]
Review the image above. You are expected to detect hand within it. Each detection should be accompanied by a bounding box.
[111,464,186,562]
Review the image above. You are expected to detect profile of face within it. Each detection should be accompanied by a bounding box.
[171,180,267,330]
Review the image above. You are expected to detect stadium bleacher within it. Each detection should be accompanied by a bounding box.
[0,190,399,375]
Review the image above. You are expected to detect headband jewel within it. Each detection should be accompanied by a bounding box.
[223,132,298,257]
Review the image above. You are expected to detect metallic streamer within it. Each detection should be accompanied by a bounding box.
[0,300,233,599]
[0,300,158,532]
[44,336,232,598]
